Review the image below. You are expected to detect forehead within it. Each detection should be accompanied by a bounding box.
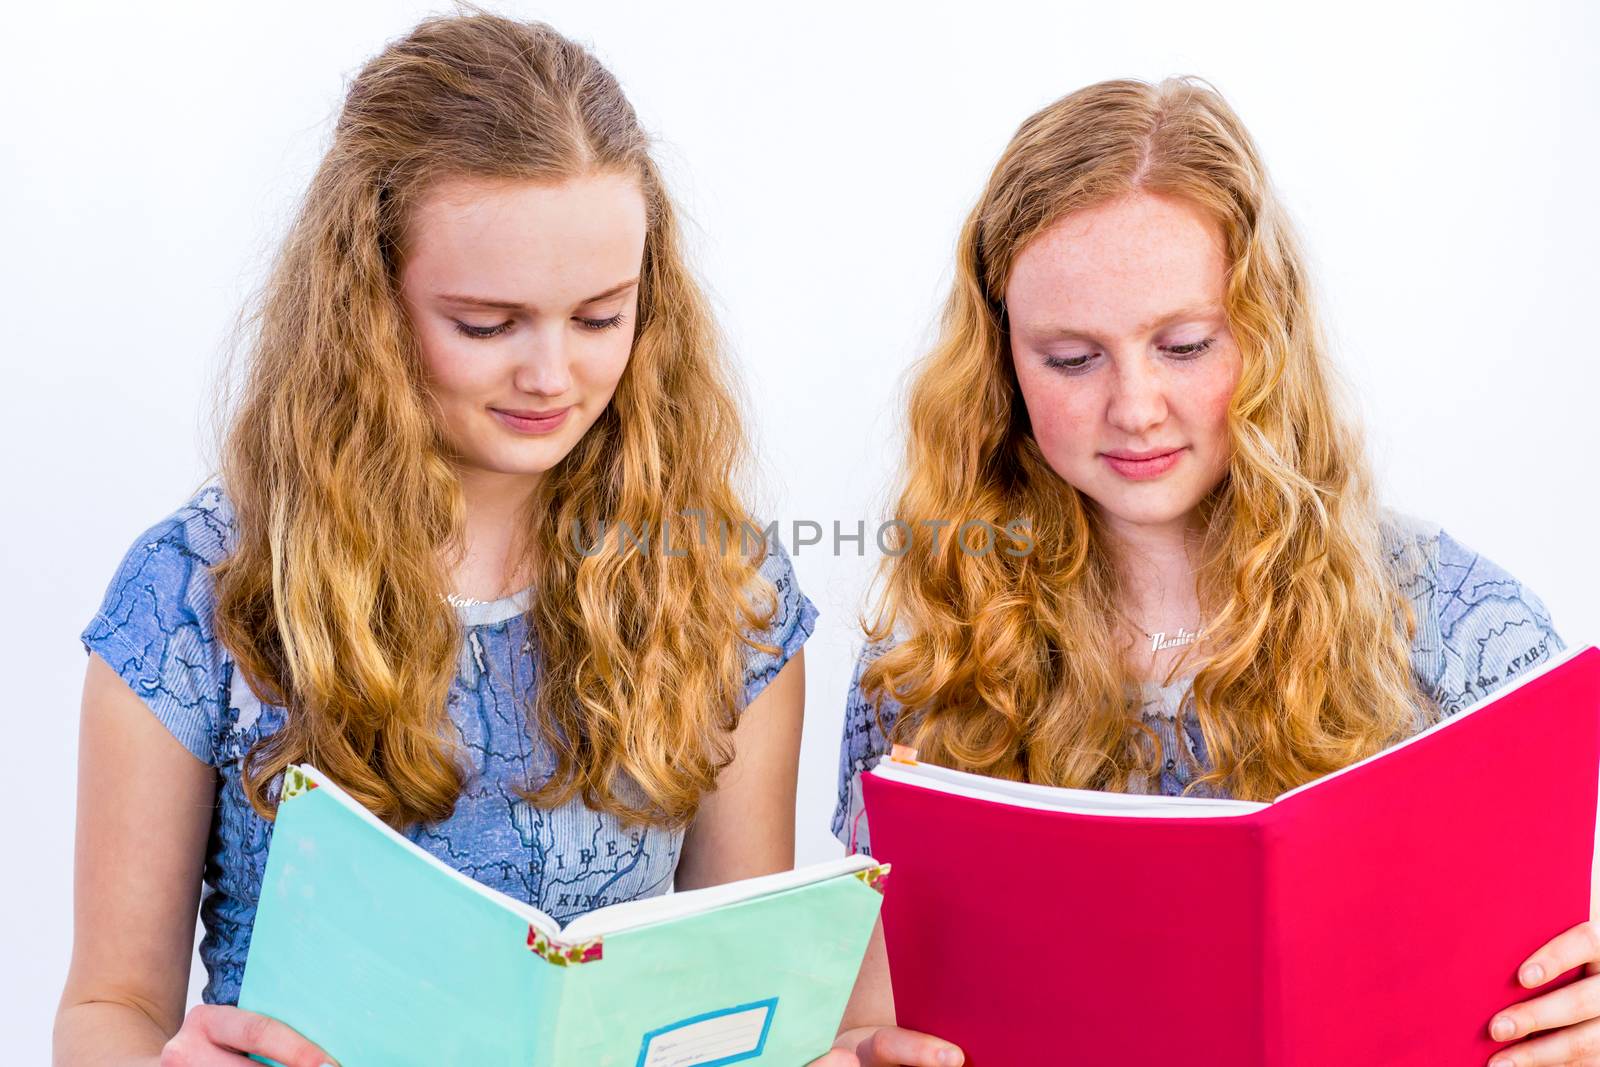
[401,172,647,301]
[1005,192,1228,331]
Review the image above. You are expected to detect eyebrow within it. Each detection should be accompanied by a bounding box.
[437,277,640,311]
[1021,302,1223,340]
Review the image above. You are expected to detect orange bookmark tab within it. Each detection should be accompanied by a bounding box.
[888,744,920,765]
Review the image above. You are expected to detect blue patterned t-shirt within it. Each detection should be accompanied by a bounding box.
[81,481,819,1004]
[832,508,1566,855]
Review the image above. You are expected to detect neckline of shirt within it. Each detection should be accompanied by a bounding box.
[452,583,535,626]
[1138,673,1197,696]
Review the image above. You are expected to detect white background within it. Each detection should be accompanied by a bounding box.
[4,0,1596,1054]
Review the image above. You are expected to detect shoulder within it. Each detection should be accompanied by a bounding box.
[1376,506,1565,714]
[81,479,241,764]
[848,633,901,699]
[749,523,805,614]
[1375,505,1442,590]
[134,480,238,568]
[831,632,906,854]
[90,480,238,625]
[742,521,817,639]
[738,521,819,706]
[842,633,906,745]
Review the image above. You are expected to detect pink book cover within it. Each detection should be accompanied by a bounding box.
[861,644,1600,1066]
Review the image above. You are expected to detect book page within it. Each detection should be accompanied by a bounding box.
[293,764,565,937]
[870,759,1268,817]
[561,854,878,941]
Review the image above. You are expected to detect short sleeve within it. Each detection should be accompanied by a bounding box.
[830,639,903,856]
[80,490,235,766]
[739,532,820,709]
[1408,524,1566,716]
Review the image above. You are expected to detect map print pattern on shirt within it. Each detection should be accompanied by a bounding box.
[831,507,1566,855]
[81,482,819,1004]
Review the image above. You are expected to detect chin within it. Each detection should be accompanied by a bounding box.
[500,454,565,476]
[1086,489,1198,527]
[465,444,568,478]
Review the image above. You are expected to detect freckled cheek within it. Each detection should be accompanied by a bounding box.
[1186,355,1241,457]
[1015,367,1101,462]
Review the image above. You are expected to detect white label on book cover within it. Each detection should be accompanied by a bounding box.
[638,998,776,1067]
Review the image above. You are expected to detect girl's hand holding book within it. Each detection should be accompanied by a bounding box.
[809,1024,964,1066]
[159,1003,334,1067]
[1487,918,1600,1067]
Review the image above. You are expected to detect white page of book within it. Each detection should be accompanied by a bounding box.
[296,764,877,942]
[563,854,876,940]
[869,758,1268,818]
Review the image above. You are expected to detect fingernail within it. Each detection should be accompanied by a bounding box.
[1520,962,1544,986]
[1489,1059,1514,1067]
[938,1051,961,1067]
[1491,1015,1516,1040]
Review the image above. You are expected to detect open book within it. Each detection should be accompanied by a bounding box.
[862,643,1600,1066]
[239,764,887,1066]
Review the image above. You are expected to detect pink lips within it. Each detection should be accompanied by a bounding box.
[492,406,570,435]
[1102,446,1185,480]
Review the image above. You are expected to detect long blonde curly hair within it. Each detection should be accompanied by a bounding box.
[210,13,775,828]
[861,76,1434,801]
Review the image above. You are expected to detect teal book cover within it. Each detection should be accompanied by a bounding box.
[238,765,887,1066]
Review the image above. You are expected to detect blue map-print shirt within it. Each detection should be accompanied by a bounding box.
[81,481,819,1004]
[832,507,1567,854]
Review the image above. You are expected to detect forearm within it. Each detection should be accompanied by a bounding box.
[54,997,170,1067]
[838,916,897,1034]
[828,919,965,1066]
[60,657,214,1067]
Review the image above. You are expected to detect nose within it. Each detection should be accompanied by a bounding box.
[510,323,575,398]
[1104,351,1168,438]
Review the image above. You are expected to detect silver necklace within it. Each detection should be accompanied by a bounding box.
[1141,626,1199,652]
[443,591,500,609]
[1118,602,1204,653]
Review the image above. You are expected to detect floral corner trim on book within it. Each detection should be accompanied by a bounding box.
[281,766,319,802]
[527,925,604,966]
[854,864,891,894]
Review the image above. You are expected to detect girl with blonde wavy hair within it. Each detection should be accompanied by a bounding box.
[825,78,1596,1067]
[56,14,827,1065]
